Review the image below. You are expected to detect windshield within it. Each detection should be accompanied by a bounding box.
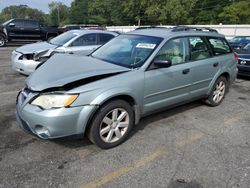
[91,34,162,68]
[49,32,78,46]
[2,19,13,26]
[243,43,250,50]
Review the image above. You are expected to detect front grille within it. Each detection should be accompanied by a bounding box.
[16,110,34,135]
[20,88,31,104]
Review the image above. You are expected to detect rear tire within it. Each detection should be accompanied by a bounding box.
[0,34,6,47]
[205,76,228,106]
[87,100,134,149]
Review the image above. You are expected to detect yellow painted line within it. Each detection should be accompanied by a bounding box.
[81,132,204,188]
[81,149,163,188]
[176,132,203,148]
[223,111,246,126]
[223,112,246,126]
[224,117,240,126]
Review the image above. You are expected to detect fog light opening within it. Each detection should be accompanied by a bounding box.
[34,125,50,139]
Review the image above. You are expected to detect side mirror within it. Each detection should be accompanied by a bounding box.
[153,59,172,68]
[9,23,15,27]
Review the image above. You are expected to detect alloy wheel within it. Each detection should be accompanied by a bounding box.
[212,80,226,103]
[99,108,130,143]
[0,37,5,46]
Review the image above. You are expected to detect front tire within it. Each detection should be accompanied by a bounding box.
[205,76,228,106]
[87,100,134,149]
[0,34,6,47]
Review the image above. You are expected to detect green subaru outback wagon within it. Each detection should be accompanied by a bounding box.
[16,26,238,149]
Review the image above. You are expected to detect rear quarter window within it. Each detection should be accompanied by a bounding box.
[208,37,232,56]
[189,37,212,61]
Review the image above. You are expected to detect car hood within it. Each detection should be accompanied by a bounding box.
[26,54,130,91]
[236,49,250,59]
[238,54,250,59]
[16,41,58,54]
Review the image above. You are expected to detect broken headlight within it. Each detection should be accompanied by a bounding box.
[33,50,50,61]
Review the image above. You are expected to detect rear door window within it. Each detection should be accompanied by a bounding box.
[98,34,114,45]
[71,34,97,46]
[24,20,39,28]
[189,37,212,61]
[207,37,232,56]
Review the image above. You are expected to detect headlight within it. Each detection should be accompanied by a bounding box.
[31,94,78,109]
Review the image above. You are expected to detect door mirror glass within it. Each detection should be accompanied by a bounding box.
[153,59,172,68]
[9,23,15,27]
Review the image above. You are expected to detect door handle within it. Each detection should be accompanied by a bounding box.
[213,62,219,67]
[20,28,24,30]
[182,69,190,74]
[69,51,74,54]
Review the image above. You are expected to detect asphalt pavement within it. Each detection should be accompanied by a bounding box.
[0,46,250,188]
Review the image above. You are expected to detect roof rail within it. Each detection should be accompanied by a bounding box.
[135,26,169,30]
[172,26,218,33]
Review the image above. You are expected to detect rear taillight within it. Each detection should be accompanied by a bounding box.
[234,52,238,63]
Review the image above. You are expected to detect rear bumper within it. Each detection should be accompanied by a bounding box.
[231,66,238,82]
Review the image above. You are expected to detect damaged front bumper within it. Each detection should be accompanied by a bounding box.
[16,91,98,139]
[11,50,49,75]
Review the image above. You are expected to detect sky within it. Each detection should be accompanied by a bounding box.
[0,0,73,13]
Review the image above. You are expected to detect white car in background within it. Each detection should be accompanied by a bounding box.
[11,30,118,75]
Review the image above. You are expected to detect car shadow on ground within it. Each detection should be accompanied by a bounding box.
[129,101,203,139]
[52,100,204,149]
[52,135,92,149]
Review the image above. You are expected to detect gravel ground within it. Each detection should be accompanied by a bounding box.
[0,46,250,188]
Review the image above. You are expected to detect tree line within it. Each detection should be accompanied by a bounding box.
[0,0,250,26]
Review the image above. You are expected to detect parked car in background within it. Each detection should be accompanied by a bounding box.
[11,30,118,75]
[61,25,81,32]
[229,36,250,50]
[235,43,250,76]
[80,24,106,30]
[16,27,237,149]
[0,18,64,47]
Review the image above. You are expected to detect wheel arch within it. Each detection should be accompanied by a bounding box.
[0,31,7,38]
[207,71,231,96]
[84,93,141,137]
[220,72,230,82]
